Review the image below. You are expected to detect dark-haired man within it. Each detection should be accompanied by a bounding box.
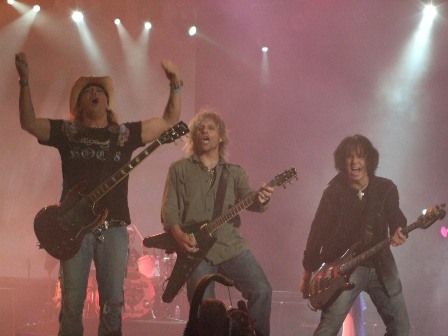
[300,134,411,336]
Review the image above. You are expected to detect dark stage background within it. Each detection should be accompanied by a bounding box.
[1,0,448,335]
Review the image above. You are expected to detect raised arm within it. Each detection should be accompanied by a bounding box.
[140,60,182,144]
[15,52,50,142]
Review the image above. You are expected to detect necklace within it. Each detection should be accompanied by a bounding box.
[357,184,368,200]
[86,122,108,128]
[205,167,216,185]
[199,159,218,185]
[357,189,365,200]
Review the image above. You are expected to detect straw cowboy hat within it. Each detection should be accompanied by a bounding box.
[69,76,115,115]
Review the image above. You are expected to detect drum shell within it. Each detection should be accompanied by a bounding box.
[137,255,160,278]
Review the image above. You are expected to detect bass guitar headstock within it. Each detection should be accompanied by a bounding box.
[417,204,446,229]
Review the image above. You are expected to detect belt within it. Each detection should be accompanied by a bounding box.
[92,220,127,243]
[103,219,128,229]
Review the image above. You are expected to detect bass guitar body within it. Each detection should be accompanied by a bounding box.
[306,244,358,311]
[306,204,446,311]
[34,182,107,261]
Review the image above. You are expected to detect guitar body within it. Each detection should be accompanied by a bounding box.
[33,121,189,261]
[143,222,217,303]
[143,168,299,303]
[143,222,216,255]
[162,255,203,303]
[305,204,446,311]
[307,243,359,311]
[34,182,107,261]
[308,273,354,311]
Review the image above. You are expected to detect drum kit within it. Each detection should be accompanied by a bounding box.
[52,248,181,320]
[123,247,179,320]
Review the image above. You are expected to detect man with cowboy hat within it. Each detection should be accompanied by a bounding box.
[15,51,182,335]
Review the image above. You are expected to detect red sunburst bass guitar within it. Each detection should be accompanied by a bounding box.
[304,204,446,311]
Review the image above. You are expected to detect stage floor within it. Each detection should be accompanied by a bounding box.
[2,277,394,336]
[17,319,187,336]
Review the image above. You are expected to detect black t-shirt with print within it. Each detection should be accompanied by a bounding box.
[39,119,144,224]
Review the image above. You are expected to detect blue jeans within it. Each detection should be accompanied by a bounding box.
[186,249,272,336]
[343,293,366,336]
[58,226,128,336]
[314,266,410,336]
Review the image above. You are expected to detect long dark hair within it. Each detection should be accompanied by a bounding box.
[334,134,379,176]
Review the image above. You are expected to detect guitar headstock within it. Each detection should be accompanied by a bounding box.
[272,167,298,188]
[417,204,446,229]
[159,121,190,145]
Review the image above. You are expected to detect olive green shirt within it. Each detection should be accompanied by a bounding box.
[161,154,268,264]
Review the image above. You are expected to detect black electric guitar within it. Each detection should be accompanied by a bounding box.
[143,167,298,303]
[34,121,189,261]
[305,204,446,311]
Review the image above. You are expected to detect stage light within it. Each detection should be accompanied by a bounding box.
[144,21,152,30]
[440,226,447,238]
[188,26,197,36]
[261,45,270,85]
[72,11,84,23]
[420,2,437,31]
[114,18,121,25]
[32,5,40,12]
[423,3,437,19]
[7,0,14,5]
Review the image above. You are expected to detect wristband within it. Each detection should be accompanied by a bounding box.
[169,80,183,90]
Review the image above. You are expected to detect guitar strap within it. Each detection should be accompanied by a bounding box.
[162,165,229,303]
[212,165,229,221]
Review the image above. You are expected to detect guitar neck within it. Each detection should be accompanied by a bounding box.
[206,179,277,235]
[88,140,161,204]
[340,218,420,274]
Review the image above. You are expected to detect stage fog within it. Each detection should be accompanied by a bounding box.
[1,0,447,335]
